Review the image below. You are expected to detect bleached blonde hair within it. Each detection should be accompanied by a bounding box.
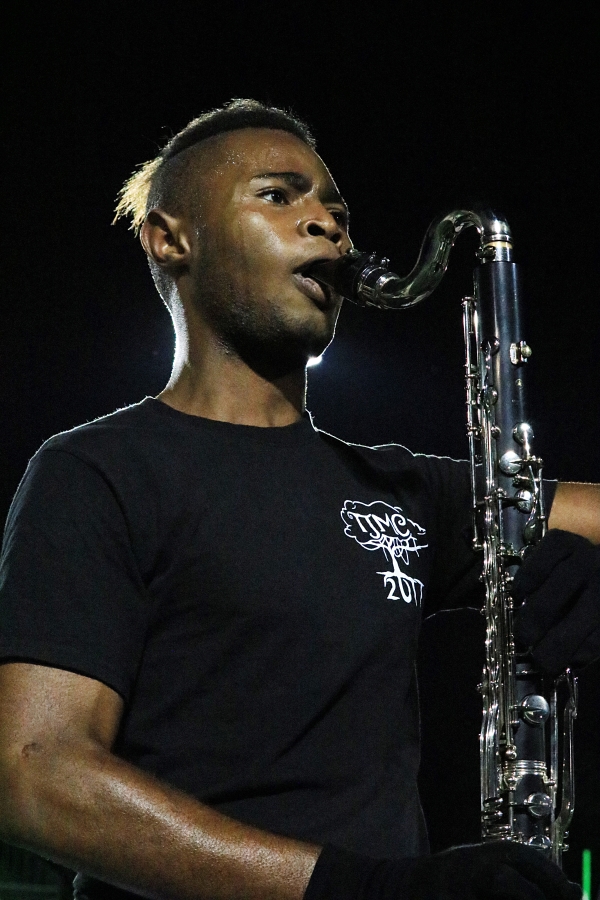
[113,157,163,235]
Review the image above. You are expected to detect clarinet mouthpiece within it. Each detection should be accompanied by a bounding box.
[310,250,405,308]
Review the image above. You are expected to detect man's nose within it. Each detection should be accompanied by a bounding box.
[299,209,344,245]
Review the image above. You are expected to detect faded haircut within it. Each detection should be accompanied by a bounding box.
[113,99,316,235]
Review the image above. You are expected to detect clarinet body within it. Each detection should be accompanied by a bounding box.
[313,210,577,865]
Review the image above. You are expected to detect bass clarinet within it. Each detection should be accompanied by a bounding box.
[312,209,577,865]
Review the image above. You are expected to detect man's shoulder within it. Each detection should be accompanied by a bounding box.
[315,426,469,479]
[42,398,157,453]
[37,398,210,473]
[12,400,192,525]
[25,398,180,491]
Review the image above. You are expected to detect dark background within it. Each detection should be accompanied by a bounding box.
[2,2,598,893]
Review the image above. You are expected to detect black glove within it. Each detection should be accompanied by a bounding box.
[512,529,600,675]
[304,842,581,900]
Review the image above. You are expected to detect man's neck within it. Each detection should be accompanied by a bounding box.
[156,355,306,428]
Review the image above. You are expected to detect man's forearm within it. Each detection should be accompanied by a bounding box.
[549,482,600,544]
[0,738,320,900]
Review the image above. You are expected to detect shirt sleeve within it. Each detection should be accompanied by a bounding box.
[419,455,559,615]
[0,448,152,700]
[416,454,483,614]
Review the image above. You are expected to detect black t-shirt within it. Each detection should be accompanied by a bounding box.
[0,398,541,879]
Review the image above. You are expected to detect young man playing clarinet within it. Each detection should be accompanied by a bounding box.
[1,99,599,900]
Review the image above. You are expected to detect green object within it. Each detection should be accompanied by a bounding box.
[582,849,592,900]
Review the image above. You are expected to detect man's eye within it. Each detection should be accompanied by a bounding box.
[260,188,288,204]
[331,209,349,228]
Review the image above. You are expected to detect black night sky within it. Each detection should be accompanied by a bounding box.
[3,2,599,888]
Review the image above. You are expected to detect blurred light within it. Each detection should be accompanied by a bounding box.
[582,849,591,900]
[307,355,323,367]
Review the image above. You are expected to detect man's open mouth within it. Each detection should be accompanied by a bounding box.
[293,261,335,306]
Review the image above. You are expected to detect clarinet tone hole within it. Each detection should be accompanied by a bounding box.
[526,835,553,851]
[513,422,534,446]
[525,793,553,819]
[519,694,550,725]
[515,489,533,513]
[499,450,523,475]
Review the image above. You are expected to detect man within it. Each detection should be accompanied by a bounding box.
[0,99,598,900]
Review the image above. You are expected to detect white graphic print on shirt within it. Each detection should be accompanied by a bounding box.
[341,500,428,606]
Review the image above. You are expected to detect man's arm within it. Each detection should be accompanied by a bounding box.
[0,662,320,900]
[512,481,600,675]
[548,482,600,543]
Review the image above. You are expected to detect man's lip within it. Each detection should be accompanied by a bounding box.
[292,271,332,307]
[293,256,341,305]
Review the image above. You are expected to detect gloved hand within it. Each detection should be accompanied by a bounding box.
[304,841,581,900]
[512,529,600,675]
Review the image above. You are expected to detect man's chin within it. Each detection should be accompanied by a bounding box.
[236,329,333,378]
[280,328,335,368]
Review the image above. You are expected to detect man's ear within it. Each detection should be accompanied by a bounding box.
[140,209,191,270]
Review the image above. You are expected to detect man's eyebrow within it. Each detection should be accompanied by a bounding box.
[251,171,348,211]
